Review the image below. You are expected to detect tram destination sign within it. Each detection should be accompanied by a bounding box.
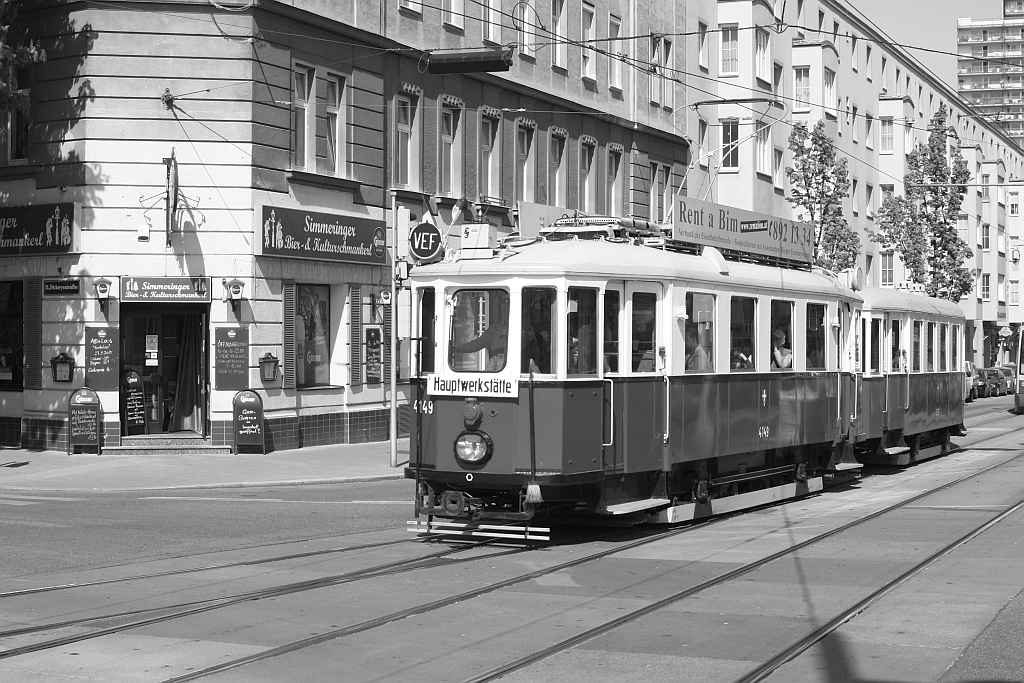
[426,374,519,398]
[261,206,387,265]
[672,196,813,265]
[120,276,211,302]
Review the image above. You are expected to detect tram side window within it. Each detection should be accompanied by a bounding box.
[951,326,959,370]
[806,303,826,370]
[939,324,948,371]
[730,296,756,370]
[891,320,903,371]
[450,289,509,373]
[912,321,922,372]
[869,318,881,374]
[770,300,794,370]
[685,292,715,373]
[604,291,620,373]
[522,287,556,374]
[927,322,936,371]
[631,292,657,372]
[419,288,435,374]
[568,288,598,375]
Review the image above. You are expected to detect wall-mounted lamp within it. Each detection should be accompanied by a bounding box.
[259,352,280,382]
[94,277,112,300]
[50,352,75,383]
[222,278,245,316]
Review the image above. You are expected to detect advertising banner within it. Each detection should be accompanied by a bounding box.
[261,206,387,265]
[672,196,814,265]
[121,277,211,302]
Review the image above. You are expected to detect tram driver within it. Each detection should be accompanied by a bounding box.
[451,292,510,372]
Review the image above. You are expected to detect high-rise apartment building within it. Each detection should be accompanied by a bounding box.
[958,2,1024,147]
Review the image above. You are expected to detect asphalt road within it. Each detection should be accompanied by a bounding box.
[0,479,415,580]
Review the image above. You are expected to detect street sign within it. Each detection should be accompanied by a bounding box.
[409,222,444,263]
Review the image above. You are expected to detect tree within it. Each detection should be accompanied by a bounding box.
[786,120,861,271]
[872,104,973,302]
[0,0,46,137]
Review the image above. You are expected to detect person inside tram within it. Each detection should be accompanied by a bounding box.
[770,328,793,369]
[685,326,712,372]
[452,293,509,371]
[522,292,552,374]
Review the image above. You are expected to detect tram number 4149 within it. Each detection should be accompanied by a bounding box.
[758,425,770,439]
[413,399,434,414]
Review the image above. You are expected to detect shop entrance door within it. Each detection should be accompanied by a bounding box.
[121,305,208,436]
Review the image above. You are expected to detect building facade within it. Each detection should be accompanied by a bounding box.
[1,0,1022,454]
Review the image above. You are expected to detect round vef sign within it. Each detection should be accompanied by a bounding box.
[409,222,444,263]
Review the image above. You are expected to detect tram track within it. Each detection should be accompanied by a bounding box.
[2,410,1018,681]
[152,425,1024,683]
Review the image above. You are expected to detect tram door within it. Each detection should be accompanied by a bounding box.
[602,283,624,472]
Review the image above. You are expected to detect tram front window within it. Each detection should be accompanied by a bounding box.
[522,287,555,374]
[449,289,509,372]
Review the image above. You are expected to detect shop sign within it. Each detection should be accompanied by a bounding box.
[364,324,383,384]
[43,279,81,296]
[261,206,387,265]
[409,222,444,263]
[120,276,211,302]
[672,196,813,265]
[0,203,79,257]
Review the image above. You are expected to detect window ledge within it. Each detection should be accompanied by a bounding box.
[296,384,347,392]
[0,163,39,181]
[398,4,422,17]
[288,170,361,192]
[608,84,623,94]
[756,171,772,182]
[442,21,464,32]
[718,167,740,174]
[582,74,597,85]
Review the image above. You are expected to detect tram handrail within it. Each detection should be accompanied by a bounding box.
[602,378,614,447]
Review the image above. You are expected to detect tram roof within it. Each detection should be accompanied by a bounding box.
[411,239,859,300]
[858,286,966,321]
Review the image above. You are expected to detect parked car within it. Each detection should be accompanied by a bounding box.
[998,366,1017,396]
[964,361,978,402]
[981,368,1008,397]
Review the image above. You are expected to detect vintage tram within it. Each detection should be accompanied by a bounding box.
[404,219,966,530]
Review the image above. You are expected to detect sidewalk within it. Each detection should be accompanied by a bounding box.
[0,438,410,492]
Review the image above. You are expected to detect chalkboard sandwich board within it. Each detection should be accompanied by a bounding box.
[233,390,265,454]
[86,327,119,391]
[69,388,102,455]
[122,370,148,436]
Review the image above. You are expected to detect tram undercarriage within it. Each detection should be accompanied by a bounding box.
[413,442,847,526]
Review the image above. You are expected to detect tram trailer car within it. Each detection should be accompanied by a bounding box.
[406,234,882,526]
[851,288,967,466]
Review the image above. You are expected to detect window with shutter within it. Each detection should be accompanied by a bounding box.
[351,286,362,385]
[23,278,41,390]
[282,282,296,389]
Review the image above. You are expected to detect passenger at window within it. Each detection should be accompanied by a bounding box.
[452,294,509,371]
[685,326,712,372]
[770,328,793,369]
[522,294,551,373]
[731,347,753,369]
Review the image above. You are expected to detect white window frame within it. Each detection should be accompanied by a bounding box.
[794,66,810,110]
[852,178,859,216]
[516,0,537,57]
[866,183,874,219]
[852,105,859,143]
[325,74,347,177]
[851,34,858,71]
[607,148,622,216]
[865,113,874,149]
[479,116,500,202]
[698,22,709,70]
[580,140,596,212]
[698,119,709,168]
[441,0,464,28]
[1010,191,1019,215]
[548,133,565,207]
[755,28,771,83]
[399,0,422,13]
[291,64,314,171]
[755,122,771,176]
[439,106,462,197]
[608,15,623,90]
[482,0,500,42]
[983,223,991,251]
[881,117,893,153]
[865,44,873,81]
[773,147,784,187]
[1011,280,1020,305]
[649,162,671,223]
[552,0,567,69]
[721,24,739,75]
[823,68,837,115]
[581,2,596,80]
[2,66,28,164]
[395,94,419,189]
[982,273,991,301]
[881,252,894,287]
[721,119,739,170]
[516,124,535,202]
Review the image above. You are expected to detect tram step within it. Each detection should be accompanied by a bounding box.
[884,446,911,456]
[832,462,863,471]
[602,498,671,515]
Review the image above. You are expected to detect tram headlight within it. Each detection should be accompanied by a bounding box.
[454,431,493,464]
